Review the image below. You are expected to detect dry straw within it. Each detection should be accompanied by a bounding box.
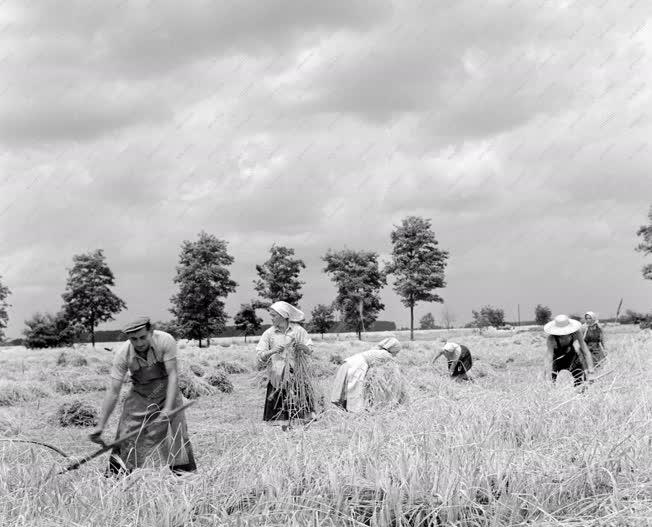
[277,339,317,423]
[56,400,98,427]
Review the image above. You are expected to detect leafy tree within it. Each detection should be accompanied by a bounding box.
[23,311,78,349]
[254,244,306,306]
[0,275,10,342]
[534,304,552,325]
[323,249,387,340]
[419,312,436,330]
[310,303,335,339]
[636,205,652,280]
[170,231,237,347]
[385,216,449,340]
[61,249,126,348]
[233,302,263,342]
[472,305,505,328]
[155,320,183,340]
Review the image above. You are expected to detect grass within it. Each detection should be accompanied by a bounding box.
[0,326,650,526]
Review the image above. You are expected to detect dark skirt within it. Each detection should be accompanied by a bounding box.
[448,346,473,380]
[263,382,315,421]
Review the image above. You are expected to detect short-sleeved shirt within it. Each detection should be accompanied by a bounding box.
[256,323,314,387]
[110,330,177,382]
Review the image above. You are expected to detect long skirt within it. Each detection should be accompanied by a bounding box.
[263,381,315,421]
[587,344,606,368]
[108,389,196,475]
[330,355,368,413]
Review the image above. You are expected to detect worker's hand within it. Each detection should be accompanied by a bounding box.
[155,409,172,423]
[270,344,284,356]
[88,427,105,446]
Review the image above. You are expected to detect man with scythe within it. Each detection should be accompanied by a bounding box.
[89,317,196,474]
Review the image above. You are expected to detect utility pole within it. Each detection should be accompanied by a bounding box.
[517,304,521,327]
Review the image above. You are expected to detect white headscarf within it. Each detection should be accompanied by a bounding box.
[269,301,305,322]
[378,335,401,354]
[584,311,598,326]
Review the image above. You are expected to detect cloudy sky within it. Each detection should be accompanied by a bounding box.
[1,0,651,339]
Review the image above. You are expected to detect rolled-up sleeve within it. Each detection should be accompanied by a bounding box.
[256,329,272,364]
[159,332,177,362]
[109,343,130,382]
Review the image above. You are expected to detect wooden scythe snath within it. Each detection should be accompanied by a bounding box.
[0,401,196,476]
[58,400,196,474]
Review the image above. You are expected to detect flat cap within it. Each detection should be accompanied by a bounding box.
[122,316,151,334]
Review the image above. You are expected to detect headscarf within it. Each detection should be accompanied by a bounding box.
[584,311,598,326]
[269,301,305,322]
[378,336,401,354]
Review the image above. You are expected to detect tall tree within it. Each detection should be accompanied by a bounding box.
[23,311,78,349]
[472,305,505,328]
[61,249,126,347]
[322,249,387,340]
[636,205,652,280]
[419,312,436,330]
[233,302,263,343]
[170,231,237,347]
[0,275,11,342]
[310,303,335,339]
[534,304,552,325]
[385,216,449,340]
[254,244,306,306]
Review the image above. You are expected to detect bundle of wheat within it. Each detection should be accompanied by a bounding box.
[278,341,317,422]
[205,370,234,393]
[216,360,250,374]
[177,370,217,399]
[56,400,98,427]
[364,361,408,410]
[56,351,88,367]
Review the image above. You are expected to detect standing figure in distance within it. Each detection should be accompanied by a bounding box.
[544,314,594,387]
[256,301,315,422]
[433,340,473,381]
[582,311,607,369]
[89,317,196,475]
[330,336,402,412]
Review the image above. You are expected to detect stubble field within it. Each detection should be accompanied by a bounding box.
[0,325,650,526]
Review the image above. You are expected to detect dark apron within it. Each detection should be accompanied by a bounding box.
[108,347,196,474]
[551,335,585,387]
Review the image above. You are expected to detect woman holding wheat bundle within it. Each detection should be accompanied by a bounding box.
[330,336,401,413]
[581,311,607,368]
[256,301,316,422]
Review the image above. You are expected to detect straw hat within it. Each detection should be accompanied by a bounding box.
[544,314,581,335]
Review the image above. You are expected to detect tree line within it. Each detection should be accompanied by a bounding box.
[1,207,651,348]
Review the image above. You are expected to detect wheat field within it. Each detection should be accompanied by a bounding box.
[0,326,650,526]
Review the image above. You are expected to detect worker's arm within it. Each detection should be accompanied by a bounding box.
[576,332,594,373]
[432,351,444,364]
[89,378,122,442]
[162,357,179,416]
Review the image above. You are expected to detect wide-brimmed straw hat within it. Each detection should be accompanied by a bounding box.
[544,314,581,336]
